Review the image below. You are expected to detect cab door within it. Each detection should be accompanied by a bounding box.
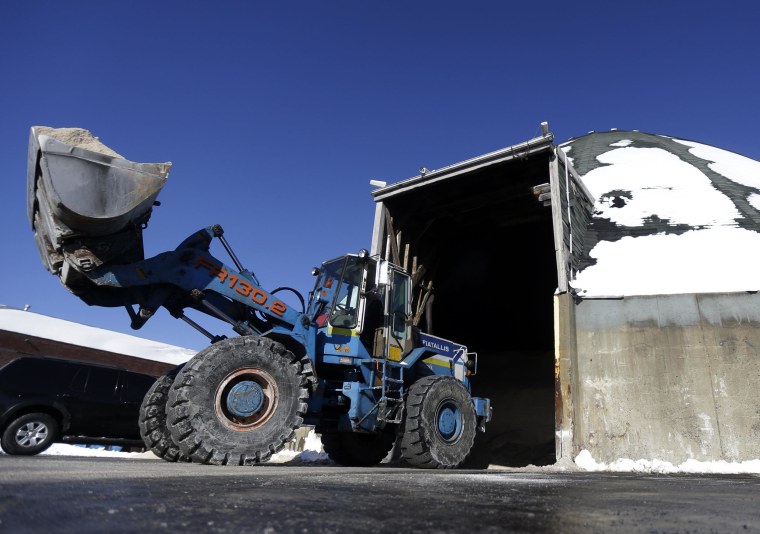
[385,266,411,362]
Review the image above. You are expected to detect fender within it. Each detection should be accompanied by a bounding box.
[0,399,70,433]
[400,332,470,385]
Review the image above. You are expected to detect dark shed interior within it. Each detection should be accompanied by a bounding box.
[378,150,558,467]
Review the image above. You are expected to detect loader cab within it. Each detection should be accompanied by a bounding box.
[358,254,412,361]
[310,252,412,360]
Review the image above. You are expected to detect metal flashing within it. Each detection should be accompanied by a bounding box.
[371,133,555,201]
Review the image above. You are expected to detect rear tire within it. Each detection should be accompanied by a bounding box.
[320,428,396,467]
[167,336,310,465]
[139,366,190,462]
[1,412,59,455]
[400,375,477,469]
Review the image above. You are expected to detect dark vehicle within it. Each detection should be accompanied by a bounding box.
[0,356,157,455]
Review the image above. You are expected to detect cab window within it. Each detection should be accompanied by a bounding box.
[390,269,409,337]
[329,256,364,328]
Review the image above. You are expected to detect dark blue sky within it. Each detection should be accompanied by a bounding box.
[2,1,758,350]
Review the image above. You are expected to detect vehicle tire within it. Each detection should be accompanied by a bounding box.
[1,412,59,455]
[399,375,477,469]
[139,366,191,462]
[167,336,310,465]
[320,427,396,467]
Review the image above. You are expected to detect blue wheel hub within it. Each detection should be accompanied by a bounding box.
[226,380,265,418]
[436,401,463,443]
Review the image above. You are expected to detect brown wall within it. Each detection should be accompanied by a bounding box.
[0,329,178,377]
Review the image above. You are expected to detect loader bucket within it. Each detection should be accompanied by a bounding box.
[27,126,171,304]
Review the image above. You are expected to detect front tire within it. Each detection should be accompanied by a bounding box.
[1,413,59,455]
[139,366,190,462]
[399,375,477,469]
[320,428,396,467]
[167,336,310,465]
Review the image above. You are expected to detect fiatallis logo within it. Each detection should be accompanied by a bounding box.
[421,338,449,353]
[419,333,464,356]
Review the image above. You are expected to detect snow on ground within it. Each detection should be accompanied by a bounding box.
[0,305,196,365]
[574,449,760,475]
[568,136,760,297]
[13,443,760,474]
[16,430,333,464]
[28,442,333,464]
[38,444,143,458]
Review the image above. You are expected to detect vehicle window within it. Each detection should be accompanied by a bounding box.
[84,367,119,398]
[120,373,156,403]
[68,367,88,392]
[390,269,409,338]
[0,358,73,391]
[329,257,363,329]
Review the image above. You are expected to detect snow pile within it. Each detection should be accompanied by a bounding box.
[267,429,331,464]
[37,444,140,458]
[19,429,332,464]
[574,449,760,474]
[0,305,196,365]
[563,132,760,297]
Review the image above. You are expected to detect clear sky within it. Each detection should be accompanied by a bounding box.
[2,1,759,351]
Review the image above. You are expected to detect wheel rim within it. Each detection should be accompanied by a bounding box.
[435,400,463,444]
[15,421,49,448]
[215,368,279,431]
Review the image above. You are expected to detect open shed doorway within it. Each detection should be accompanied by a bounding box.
[372,141,558,467]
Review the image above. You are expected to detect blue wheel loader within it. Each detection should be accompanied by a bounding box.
[25,126,492,468]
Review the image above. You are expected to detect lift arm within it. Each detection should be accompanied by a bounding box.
[81,225,305,336]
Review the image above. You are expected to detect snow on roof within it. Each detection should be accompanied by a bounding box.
[561,131,760,297]
[0,305,196,365]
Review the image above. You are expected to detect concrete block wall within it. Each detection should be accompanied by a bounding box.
[570,292,760,464]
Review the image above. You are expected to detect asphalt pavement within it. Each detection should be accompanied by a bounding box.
[1,455,759,533]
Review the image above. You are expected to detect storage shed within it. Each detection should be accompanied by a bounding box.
[369,126,760,467]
